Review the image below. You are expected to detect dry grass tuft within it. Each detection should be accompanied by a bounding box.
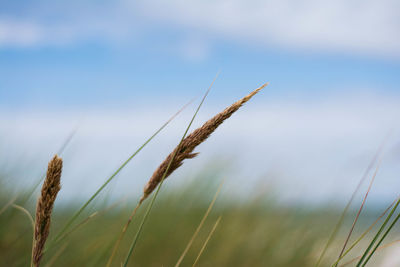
[140,83,268,203]
[32,155,63,267]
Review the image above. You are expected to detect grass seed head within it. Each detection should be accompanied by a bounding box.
[141,83,268,203]
[32,155,63,267]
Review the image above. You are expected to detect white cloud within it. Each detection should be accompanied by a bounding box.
[0,0,399,58]
[1,92,400,204]
[0,2,141,47]
[137,0,400,58]
[0,19,43,46]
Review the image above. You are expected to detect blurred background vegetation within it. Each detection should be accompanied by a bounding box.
[1,168,397,267]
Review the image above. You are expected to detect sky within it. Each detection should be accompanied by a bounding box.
[1,0,400,206]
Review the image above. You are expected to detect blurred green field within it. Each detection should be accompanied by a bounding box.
[1,173,396,267]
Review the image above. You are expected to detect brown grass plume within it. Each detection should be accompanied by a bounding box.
[32,155,63,267]
[140,83,268,203]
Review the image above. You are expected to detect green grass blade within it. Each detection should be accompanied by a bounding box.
[105,201,140,267]
[361,210,400,266]
[122,76,216,267]
[192,216,222,267]
[355,198,400,266]
[50,102,189,247]
[340,239,400,267]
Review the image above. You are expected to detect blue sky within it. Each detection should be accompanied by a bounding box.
[1,0,399,109]
[1,0,400,205]
[1,42,399,109]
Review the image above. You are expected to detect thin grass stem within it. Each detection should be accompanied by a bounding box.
[340,239,400,267]
[355,198,400,266]
[361,211,400,266]
[106,202,140,267]
[330,197,398,267]
[335,155,384,266]
[176,179,224,267]
[192,216,222,267]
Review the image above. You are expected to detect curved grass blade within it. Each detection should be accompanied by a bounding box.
[0,196,18,216]
[122,76,217,267]
[176,179,224,267]
[12,204,35,267]
[12,204,35,231]
[192,216,222,267]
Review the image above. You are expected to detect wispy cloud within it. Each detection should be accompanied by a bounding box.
[138,0,400,58]
[0,0,399,59]
[0,19,43,47]
[0,1,142,47]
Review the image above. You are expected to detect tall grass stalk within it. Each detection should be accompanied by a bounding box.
[121,77,215,267]
[192,216,222,267]
[107,82,218,266]
[175,179,224,267]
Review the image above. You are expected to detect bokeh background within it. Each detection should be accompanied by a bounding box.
[1,0,399,205]
[1,1,400,266]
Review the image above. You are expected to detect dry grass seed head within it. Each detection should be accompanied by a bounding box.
[141,83,268,202]
[32,155,63,267]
